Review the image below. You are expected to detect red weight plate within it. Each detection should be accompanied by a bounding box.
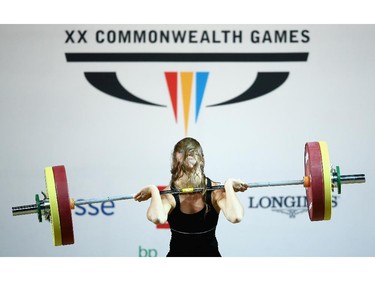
[304,142,325,221]
[53,165,75,245]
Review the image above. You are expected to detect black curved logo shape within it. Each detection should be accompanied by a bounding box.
[85,71,289,108]
[207,72,289,107]
[84,72,166,107]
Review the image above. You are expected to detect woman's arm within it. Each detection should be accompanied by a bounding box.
[213,179,248,223]
[134,185,172,225]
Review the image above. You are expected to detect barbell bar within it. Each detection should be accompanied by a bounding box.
[11,141,366,246]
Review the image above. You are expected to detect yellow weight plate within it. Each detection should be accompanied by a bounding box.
[45,167,62,246]
[319,142,332,220]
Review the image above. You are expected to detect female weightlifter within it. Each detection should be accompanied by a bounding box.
[134,137,248,257]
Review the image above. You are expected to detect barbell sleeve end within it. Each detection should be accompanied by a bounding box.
[12,204,38,217]
[339,174,366,185]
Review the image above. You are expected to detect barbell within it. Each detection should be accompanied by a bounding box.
[11,141,366,246]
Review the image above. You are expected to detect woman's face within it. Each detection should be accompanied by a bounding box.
[175,149,198,171]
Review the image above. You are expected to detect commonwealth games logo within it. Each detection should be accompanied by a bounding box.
[66,52,308,135]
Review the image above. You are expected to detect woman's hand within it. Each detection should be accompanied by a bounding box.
[134,185,158,202]
[134,185,169,225]
[225,179,249,192]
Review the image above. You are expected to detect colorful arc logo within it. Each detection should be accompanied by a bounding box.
[165,72,209,135]
[66,52,309,135]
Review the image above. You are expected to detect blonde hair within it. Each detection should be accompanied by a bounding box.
[170,137,206,191]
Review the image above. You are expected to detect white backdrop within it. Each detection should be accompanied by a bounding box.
[0,24,374,257]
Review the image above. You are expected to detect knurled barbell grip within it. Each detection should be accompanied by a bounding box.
[71,179,306,206]
[160,179,305,195]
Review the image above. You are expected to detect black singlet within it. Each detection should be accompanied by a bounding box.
[166,178,221,257]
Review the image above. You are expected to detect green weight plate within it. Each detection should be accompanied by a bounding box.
[336,166,341,194]
[35,194,42,223]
